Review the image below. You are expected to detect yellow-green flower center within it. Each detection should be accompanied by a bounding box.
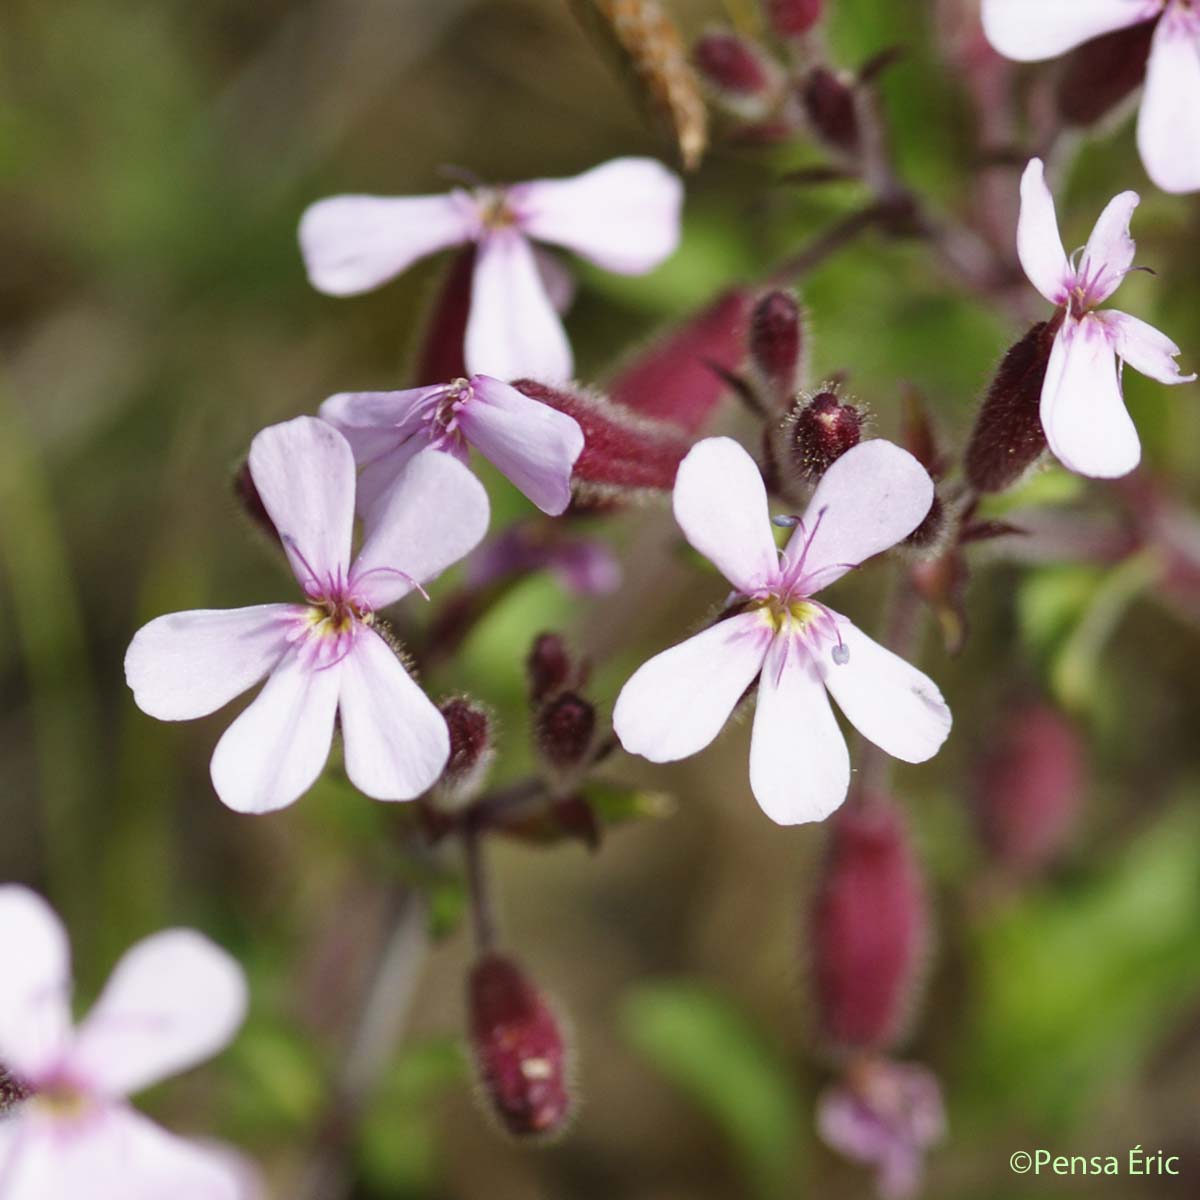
[751,596,820,634]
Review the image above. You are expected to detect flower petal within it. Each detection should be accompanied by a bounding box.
[787,440,934,593]
[465,230,573,381]
[819,618,952,764]
[672,437,782,595]
[337,629,449,800]
[299,192,476,296]
[1098,309,1197,384]
[209,650,341,813]
[1079,188,1139,305]
[352,449,490,608]
[749,635,850,825]
[980,0,1158,61]
[318,387,441,464]
[1138,13,1200,194]
[248,417,356,589]
[1017,158,1070,304]
[0,886,73,1083]
[1041,316,1141,477]
[455,375,584,514]
[613,612,772,763]
[69,930,246,1098]
[124,606,295,721]
[515,157,683,274]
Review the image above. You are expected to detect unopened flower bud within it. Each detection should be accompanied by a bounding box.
[693,31,779,115]
[810,800,928,1052]
[964,315,1062,494]
[800,68,859,156]
[527,632,574,703]
[782,390,864,482]
[749,290,804,408]
[468,954,572,1138]
[975,701,1086,875]
[433,697,494,810]
[535,691,597,772]
[412,246,473,384]
[1056,22,1155,128]
[232,460,281,544]
[764,0,825,39]
[903,492,946,552]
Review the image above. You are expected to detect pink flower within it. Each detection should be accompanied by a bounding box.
[320,374,584,518]
[1017,157,1195,478]
[299,157,684,381]
[612,438,951,825]
[0,885,249,1200]
[981,1,1200,193]
[125,416,489,813]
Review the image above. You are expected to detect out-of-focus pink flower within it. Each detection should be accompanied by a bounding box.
[613,438,951,825]
[817,1059,946,1200]
[465,524,621,596]
[320,374,584,519]
[125,417,489,813]
[0,885,249,1200]
[982,1,1200,193]
[1016,158,1194,478]
[300,158,683,381]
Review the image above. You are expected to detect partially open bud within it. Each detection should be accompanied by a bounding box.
[800,68,859,156]
[764,0,825,39]
[468,954,572,1139]
[778,389,864,484]
[432,697,494,811]
[749,290,804,408]
[693,30,780,116]
[1056,21,1155,128]
[535,691,597,773]
[974,701,1086,875]
[810,800,928,1053]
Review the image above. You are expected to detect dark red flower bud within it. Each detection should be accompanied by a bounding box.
[765,0,825,39]
[433,697,494,809]
[800,67,859,156]
[693,31,779,112]
[513,379,694,506]
[975,702,1086,875]
[535,691,597,772]
[608,288,753,434]
[810,800,928,1052]
[782,390,863,482]
[1056,20,1155,127]
[468,954,572,1138]
[232,460,281,545]
[412,246,473,385]
[903,492,947,552]
[964,313,1063,494]
[527,632,574,704]
[749,290,804,408]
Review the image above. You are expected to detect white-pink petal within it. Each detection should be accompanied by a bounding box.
[749,636,850,825]
[209,650,341,813]
[455,375,584,515]
[613,613,772,763]
[1017,158,1070,305]
[1138,13,1200,194]
[71,930,247,1098]
[818,617,952,764]
[1041,316,1141,478]
[1099,308,1197,384]
[318,387,439,464]
[337,629,450,801]
[0,886,73,1083]
[788,440,934,593]
[1079,188,1139,305]
[299,192,477,296]
[352,450,489,609]
[981,0,1160,61]
[516,157,683,275]
[672,437,782,595]
[465,229,573,382]
[124,606,294,722]
[248,417,357,589]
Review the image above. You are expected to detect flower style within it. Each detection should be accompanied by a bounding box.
[0,885,249,1199]
[320,374,584,518]
[299,157,684,381]
[612,438,951,825]
[125,416,489,813]
[981,0,1200,193]
[1017,157,1194,478]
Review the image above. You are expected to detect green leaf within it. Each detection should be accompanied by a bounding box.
[581,779,676,827]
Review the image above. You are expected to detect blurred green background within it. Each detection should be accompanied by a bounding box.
[3,0,1200,1196]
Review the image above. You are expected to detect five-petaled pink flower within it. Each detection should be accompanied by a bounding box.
[125,416,488,813]
[612,438,952,825]
[0,885,249,1199]
[1018,157,1194,478]
[982,1,1200,194]
[320,374,584,519]
[299,157,684,382]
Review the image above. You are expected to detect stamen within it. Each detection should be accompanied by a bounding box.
[788,504,830,590]
[282,535,326,597]
[352,565,430,602]
[772,513,802,528]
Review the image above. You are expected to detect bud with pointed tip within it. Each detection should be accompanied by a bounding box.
[810,800,928,1052]
[468,954,572,1138]
[780,390,864,483]
[693,31,780,116]
[432,697,494,810]
[535,691,597,773]
[749,290,804,408]
[765,0,825,39]
[800,67,859,156]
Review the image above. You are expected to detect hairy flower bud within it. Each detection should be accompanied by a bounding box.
[1056,22,1155,128]
[975,701,1086,874]
[964,314,1062,494]
[527,633,574,704]
[535,691,597,772]
[433,697,494,810]
[468,954,572,1138]
[902,492,946,552]
[693,31,779,115]
[780,390,864,483]
[765,0,825,39]
[749,290,804,408]
[800,68,859,156]
[810,800,928,1052]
